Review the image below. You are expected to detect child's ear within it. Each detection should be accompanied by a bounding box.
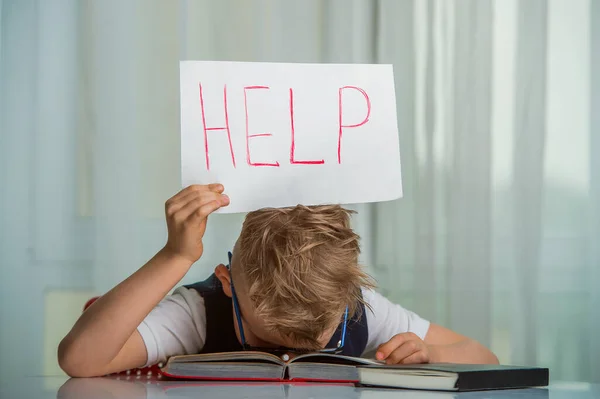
[215,264,233,298]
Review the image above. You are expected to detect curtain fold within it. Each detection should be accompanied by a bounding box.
[511,0,548,367]
[589,0,600,383]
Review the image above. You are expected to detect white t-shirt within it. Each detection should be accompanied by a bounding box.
[137,287,430,366]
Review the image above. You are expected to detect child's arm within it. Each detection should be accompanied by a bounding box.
[58,184,229,377]
[364,289,498,364]
[376,325,499,364]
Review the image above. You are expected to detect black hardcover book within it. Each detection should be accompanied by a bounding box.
[358,363,549,391]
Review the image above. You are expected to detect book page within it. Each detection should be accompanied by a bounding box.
[167,351,285,366]
[289,353,383,366]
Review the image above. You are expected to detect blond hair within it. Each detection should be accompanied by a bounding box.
[234,204,376,349]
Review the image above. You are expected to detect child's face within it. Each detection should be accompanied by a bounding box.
[214,244,337,352]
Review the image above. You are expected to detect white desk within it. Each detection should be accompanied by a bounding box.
[1,376,598,399]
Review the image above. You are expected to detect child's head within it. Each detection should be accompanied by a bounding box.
[216,204,375,351]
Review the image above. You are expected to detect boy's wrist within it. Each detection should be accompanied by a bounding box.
[426,344,443,363]
[157,247,196,270]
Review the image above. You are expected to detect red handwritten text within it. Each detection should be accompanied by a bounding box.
[338,86,371,164]
[289,88,325,165]
[198,84,370,169]
[244,86,280,167]
[199,84,236,170]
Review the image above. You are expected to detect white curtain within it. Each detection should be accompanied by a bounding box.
[0,0,598,386]
[375,0,599,383]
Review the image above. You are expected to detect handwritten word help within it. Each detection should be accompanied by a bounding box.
[180,61,402,213]
[198,84,371,170]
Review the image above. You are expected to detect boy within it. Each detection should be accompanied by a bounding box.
[58,184,498,377]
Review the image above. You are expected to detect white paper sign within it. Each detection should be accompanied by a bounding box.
[180,61,402,213]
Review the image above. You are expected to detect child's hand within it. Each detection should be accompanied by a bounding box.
[163,184,230,263]
[375,332,431,364]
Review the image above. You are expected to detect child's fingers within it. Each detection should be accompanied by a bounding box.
[172,184,208,199]
[168,190,220,217]
[188,196,230,224]
[207,183,224,193]
[175,191,229,221]
[216,194,230,207]
[165,184,223,210]
[398,350,428,365]
[385,340,421,364]
[376,333,417,360]
[166,185,224,214]
[173,193,219,221]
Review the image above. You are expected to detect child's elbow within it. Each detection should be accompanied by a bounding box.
[468,339,499,365]
[58,337,101,378]
[58,337,82,377]
[479,342,500,364]
[489,351,500,364]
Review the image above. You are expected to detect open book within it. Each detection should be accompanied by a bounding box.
[160,351,549,391]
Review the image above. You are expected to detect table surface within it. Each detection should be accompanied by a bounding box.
[1,376,599,399]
